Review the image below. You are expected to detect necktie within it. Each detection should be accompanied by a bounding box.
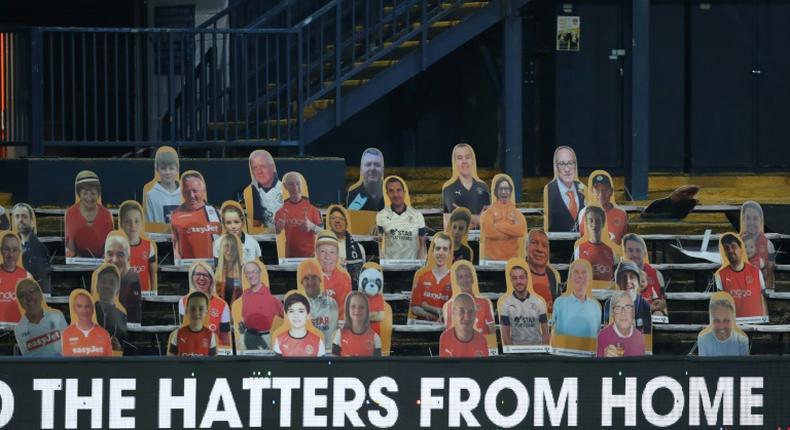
[566,191,578,221]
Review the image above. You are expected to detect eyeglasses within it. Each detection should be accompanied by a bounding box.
[556,161,576,169]
[192,272,212,279]
[613,304,634,314]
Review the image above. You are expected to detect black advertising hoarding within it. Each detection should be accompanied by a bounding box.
[0,356,785,429]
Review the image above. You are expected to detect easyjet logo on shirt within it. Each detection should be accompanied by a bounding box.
[71,345,105,354]
[424,291,449,301]
[26,331,61,350]
[188,225,220,234]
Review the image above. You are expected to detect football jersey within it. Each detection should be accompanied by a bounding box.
[169,326,217,356]
[531,272,555,315]
[575,242,616,282]
[308,294,339,350]
[274,330,325,357]
[129,239,156,293]
[439,328,489,358]
[376,206,426,260]
[716,264,765,318]
[0,266,27,323]
[64,204,114,258]
[274,199,323,258]
[323,269,351,317]
[445,296,495,334]
[332,327,381,357]
[441,178,491,215]
[500,293,548,345]
[368,294,384,335]
[179,295,231,337]
[61,325,113,357]
[640,263,665,303]
[580,206,629,244]
[411,270,452,322]
[14,310,67,357]
[170,205,221,260]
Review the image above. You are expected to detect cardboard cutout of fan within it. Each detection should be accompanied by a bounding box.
[438,292,490,358]
[90,263,127,355]
[597,289,647,357]
[118,200,158,297]
[356,262,393,356]
[0,231,30,324]
[64,170,113,264]
[739,201,776,291]
[214,200,261,264]
[315,230,353,317]
[296,259,339,353]
[549,259,602,357]
[170,170,221,266]
[714,232,768,324]
[443,260,498,355]
[526,229,563,317]
[573,204,622,290]
[479,174,526,265]
[346,148,385,235]
[696,291,749,357]
[102,230,142,326]
[274,172,323,264]
[168,291,219,357]
[214,233,245,307]
[579,170,628,244]
[543,146,585,232]
[377,175,427,265]
[179,261,232,354]
[231,260,281,356]
[61,289,113,357]
[445,207,474,264]
[243,149,283,235]
[641,185,700,220]
[331,291,386,357]
[497,258,550,354]
[271,291,327,357]
[14,278,67,357]
[325,205,366,286]
[143,146,181,235]
[441,143,490,230]
[11,203,52,295]
[622,233,668,323]
[407,232,453,325]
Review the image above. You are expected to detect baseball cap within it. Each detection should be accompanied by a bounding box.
[615,260,640,282]
[591,174,611,188]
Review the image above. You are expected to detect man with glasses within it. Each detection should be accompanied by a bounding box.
[597,290,646,357]
[603,261,652,336]
[544,146,585,232]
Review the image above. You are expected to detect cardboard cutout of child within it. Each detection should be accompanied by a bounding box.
[622,233,667,322]
[214,233,245,306]
[274,172,323,263]
[331,291,384,357]
[445,207,474,264]
[271,291,326,357]
[62,289,113,357]
[479,174,526,264]
[740,201,775,291]
[444,260,498,355]
[407,232,453,325]
[441,143,490,230]
[714,232,768,324]
[231,260,282,355]
[64,170,113,263]
[550,260,602,357]
[168,291,218,357]
[376,175,427,263]
[118,201,158,297]
[579,170,628,244]
[243,149,283,234]
[572,204,621,290]
[214,200,262,264]
[696,291,749,357]
[143,146,181,234]
[179,261,232,354]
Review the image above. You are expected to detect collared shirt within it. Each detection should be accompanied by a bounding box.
[241,285,284,332]
[697,330,749,357]
[556,179,579,209]
[551,294,601,339]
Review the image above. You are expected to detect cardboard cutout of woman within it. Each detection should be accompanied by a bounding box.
[526,229,563,316]
[497,258,550,353]
[103,231,142,325]
[446,207,474,263]
[62,289,113,357]
[376,175,427,263]
[296,259,339,352]
[697,291,749,357]
[179,261,232,353]
[14,279,67,357]
[579,170,628,244]
[143,146,181,233]
[543,146,585,232]
[550,260,602,357]
[740,201,775,291]
[170,170,221,265]
[274,172,323,262]
[572,204,621,289]
[243,149,283,234]
[315,230,353,317]
[231,260,282,355]
[90,263,127,354]
[326,205,366,286]
[479,174,527,263]
[622,233,667,321]
[272,291,326,357]
[215,233,244,306]
[441,144,490,230]
[64,170,114,263]
[714,232,768,324]
[119,201,158,297]
[0,231,30,323]
[168,291,218,357]
[331,291,383,357]
[597,290,646,357]
[357,262,393,356]
[408,232,453,325]
[439,293,490,358]
[444,260,498,355]
[11,203,52,294]
[213,200,261,264]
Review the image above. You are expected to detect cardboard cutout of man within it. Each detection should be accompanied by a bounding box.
[62,289,113,357]
[697,292,749,357]
[543,146,585,232]
[377,176,427,261]
[11,203,51,294]
[550,260,602,356]
[119,201,158,297]
[444,261,495,335]
[498,259,550,353]
[143,146,181,232]
[103,231,142,325]
[622,233,667,318]
[579,171,628,244]
[90,263,127,353]
[526,229,563,316]
[213,200,261,264]
[480,174,527,262]
[597,290,646,357]
[170,170,221,264]
[602,261,653,339]
[714,233,768,324]
[573,204,621,289]
[275,172,323,260]
[441,143,490,229]
[0,231,30,323]
[168,291,218,357]
[446,207,474,263]
[315,230,352,317]
[439,293,489,358]
[243,149,283,234]
[64,170,113,262]
[232,260,283,354]
[740,201,775,291]
[357,262,393,355]
[272,291,326,357]
[14,279,67,357]
[297,259,339,353]
[179,261,232,352]
[332,291,383,357]
[326,205,366,285]
[408,232,453,324]
[347,148,385,212]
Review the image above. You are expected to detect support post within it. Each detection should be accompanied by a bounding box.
[29,28,44,156]
[503,3,523,201]
[627,0,649,200]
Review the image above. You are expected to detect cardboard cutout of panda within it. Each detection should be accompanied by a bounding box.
[357,263,393,356]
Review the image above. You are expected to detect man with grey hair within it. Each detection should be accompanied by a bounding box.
[248,150,283,229]
[11,203,51,294]
[347,148,385,211]
[697,297,749,356]
[104,234,142,324]
[544,146,585,232]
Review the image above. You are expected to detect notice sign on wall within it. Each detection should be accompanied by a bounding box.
[557,16,581,51]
